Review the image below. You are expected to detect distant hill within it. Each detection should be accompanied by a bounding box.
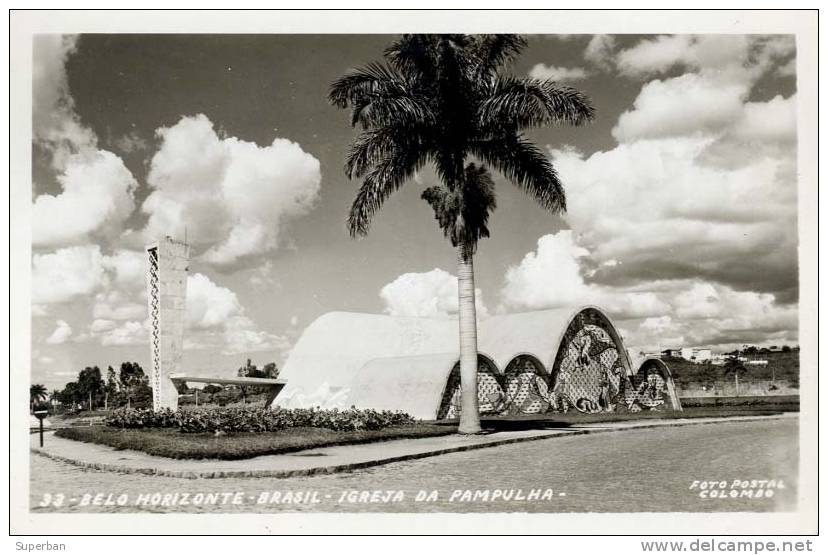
[663,350,799,392]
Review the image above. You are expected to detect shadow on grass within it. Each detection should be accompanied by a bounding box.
[432,405,794,432]
[480,419,573,432]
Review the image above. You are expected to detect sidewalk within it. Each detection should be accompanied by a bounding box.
[31,413,796,479]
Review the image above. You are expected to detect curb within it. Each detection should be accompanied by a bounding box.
[31,413,795,480]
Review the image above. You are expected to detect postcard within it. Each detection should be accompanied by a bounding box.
[9,9,818,535]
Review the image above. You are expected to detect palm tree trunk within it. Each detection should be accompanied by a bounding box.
[457,245,481,434]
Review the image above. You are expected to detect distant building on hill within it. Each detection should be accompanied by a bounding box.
[665,347,714,363]
[711,354,728,366]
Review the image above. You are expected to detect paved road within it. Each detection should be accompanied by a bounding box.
[30,418,797,513]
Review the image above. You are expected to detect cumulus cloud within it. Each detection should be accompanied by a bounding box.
[89,318,117,333]
[142,114,322,268]
[500,231,668,319]
[185,273,290,355]
[32,150,138,247]
[32,246,148,306]
[584,34,616,70]
[623,281,798,353]
[728,94,797,144]
[113,130,148,154]
[550,138,797,300]
[612,36,795,144]
[79,270,289,352]
[613,74,750,142]
[544,34,798,304]
[45,320,73,344]
[32,35,97,168]
[529,64,588,82]
[102,249,147,289]
[32,246,108,305]
[92,291,145,321]
[74,272,288,353]
[501,231,589,309]
[31,247,150,352]
[380,268,489,319]
[612,78,796,147]
[615,35,793,78]
[30,42,306,359]
[221,316,292,356]
[498,232,797,351]
[186,273,243,329]
[30,244,286,354]
[616,35,697,77]
[32,35,140,247]
[98,320,149,347]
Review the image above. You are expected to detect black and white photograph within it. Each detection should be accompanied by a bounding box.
[9,9,818,537]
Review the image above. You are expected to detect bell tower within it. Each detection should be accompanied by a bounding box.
[146,236,189,410]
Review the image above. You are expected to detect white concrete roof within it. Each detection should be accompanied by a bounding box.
[276,306,634,414]
[277,312,457,409]
[478,308,581,370]
[348,353,463,419]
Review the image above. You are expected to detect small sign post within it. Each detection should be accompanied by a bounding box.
[33,409,48,447]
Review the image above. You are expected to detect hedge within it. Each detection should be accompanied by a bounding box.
[105,406,415,434]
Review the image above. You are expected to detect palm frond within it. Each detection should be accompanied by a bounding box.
[328,62,410,108]
[473,35,528,77]
[384,35,439,79]
[478,76,595,131]
[431,150,469,191]
[331,33,593,248]
[348,153,425,237]
[471,135,566,214]
[351,93,435,130]
[345,126,429,179]
[328,63,435,130]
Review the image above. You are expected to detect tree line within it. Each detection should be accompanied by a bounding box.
[32,362,152,413]
[32,358,281,413]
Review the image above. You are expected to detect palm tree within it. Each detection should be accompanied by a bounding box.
[329,34,594,433]
[30,383,48,412]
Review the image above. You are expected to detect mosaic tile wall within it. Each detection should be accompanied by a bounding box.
[437,310,678,418]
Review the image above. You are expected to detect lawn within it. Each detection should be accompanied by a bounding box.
[53,403,796,460]
[54,424,456,460]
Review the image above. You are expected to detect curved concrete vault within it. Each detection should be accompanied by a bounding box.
[277,306,681,419]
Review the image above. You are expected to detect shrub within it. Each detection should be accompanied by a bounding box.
[105,407,178,428]
[105,406,415,434]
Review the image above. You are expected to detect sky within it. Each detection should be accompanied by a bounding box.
[30,34,799,390]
